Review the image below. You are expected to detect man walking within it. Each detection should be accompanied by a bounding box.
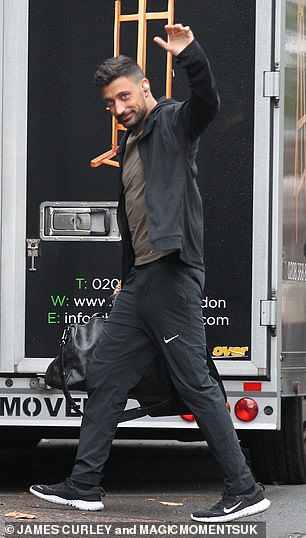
[30,24,271,522]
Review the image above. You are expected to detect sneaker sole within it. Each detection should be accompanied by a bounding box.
[191,498,271,523]
[29,486,104,511]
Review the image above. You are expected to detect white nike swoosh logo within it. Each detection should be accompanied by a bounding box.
[223,501,242,514]
[163,334,179,344]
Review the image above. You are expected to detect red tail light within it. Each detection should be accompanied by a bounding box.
[181,414,195,422]
[234,398,258,422]
[244,382,262,392]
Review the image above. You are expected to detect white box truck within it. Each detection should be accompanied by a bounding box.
[0,0,306,484]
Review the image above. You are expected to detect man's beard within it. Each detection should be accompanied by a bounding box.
[117,104,147,128]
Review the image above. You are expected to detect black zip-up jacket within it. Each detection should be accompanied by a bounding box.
[116,40,220,283]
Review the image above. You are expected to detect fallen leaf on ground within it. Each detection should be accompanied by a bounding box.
[158,501,183,506]
[4,512,37,519]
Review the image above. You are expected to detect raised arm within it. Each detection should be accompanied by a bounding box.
[154,24,220,139]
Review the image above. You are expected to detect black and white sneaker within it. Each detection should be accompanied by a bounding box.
[191,482,271,522]
[30,478,104,511]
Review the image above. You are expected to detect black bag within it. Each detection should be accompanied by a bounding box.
[45,313,104,393]
[45,300,227,420]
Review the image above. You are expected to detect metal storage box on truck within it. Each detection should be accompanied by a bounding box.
[0,0,305,483]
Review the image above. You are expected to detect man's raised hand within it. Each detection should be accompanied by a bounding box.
[153,24,194,57]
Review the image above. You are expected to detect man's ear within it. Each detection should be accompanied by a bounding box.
[142,78,150,92]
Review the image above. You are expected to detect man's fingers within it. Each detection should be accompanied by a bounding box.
[164,23,184,31]
[114,280,122,295]
[153,36,169,51]
[164,24,192,35]
[154,23,194,56]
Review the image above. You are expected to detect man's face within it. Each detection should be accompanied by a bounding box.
[102,76,148,129]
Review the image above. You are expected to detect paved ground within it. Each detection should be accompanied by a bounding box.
[0,440,305,538]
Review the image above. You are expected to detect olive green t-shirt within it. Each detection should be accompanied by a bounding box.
[122,124,176,265]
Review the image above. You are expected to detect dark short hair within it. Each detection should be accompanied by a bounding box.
[94,55,145,88]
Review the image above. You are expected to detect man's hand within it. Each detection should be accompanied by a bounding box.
[153,24,194,56]
[114,280,122,295]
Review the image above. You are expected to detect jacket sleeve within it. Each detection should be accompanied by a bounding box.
[175,39,220,139]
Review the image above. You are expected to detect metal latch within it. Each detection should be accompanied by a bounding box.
[263,70,280,100]
[47,207,111,236]
[260,299,277,335]
[26,239,40,271]
[40,202,120,242]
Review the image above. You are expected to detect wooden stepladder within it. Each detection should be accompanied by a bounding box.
[90,0,175,168]
[295,0,306,241]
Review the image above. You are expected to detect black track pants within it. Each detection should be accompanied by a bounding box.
[71,256,255,494]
